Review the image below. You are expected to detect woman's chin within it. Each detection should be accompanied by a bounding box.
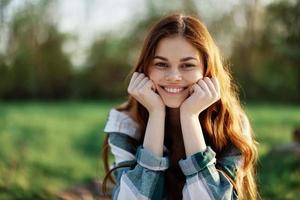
[164,100,183,108]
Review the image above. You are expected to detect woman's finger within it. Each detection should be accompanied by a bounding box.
[128,72,138,89]
[145,79,156,91]
[132,73,145,89]
[198,79,212,96]
[192,83,204,95]
[136,77,149,90]
[189,83,196,95]
[211,77,220,95]
[203,77,217,95]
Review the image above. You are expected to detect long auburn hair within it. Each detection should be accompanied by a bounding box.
[102,13,259,200]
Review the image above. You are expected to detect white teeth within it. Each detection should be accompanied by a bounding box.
[164,87,184,93]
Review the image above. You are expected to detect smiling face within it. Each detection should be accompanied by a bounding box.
[148,36,205,108]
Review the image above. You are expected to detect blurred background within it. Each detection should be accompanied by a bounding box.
[0,0,299,199]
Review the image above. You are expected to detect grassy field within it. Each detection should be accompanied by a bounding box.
[0,100,299,199]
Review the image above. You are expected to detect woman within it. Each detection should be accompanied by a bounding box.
[102,13,259,200]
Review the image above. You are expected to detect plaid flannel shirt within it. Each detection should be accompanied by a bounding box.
[103,108,243,200]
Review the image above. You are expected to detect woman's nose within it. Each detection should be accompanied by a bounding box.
[165,70,182,81]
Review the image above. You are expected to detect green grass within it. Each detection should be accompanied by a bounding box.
[0,101,299,199]
[0,100,120,199]
[245,103,300,199]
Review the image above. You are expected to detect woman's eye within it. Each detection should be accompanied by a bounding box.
[182,64,196,68]
[155,62,168,68]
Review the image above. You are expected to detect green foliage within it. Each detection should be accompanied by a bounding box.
[80,36,133,99]
[231,0,300,103]
[0,0,299,103]
[0,1,72,99]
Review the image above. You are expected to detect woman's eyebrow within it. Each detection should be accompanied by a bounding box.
[180,57,198,62]
[153,56,198,62]
[153,56,168,61]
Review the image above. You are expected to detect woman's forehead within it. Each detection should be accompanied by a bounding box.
[154,36,201,61]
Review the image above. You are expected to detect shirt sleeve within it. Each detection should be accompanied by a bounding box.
[103,108,170,200]
[178,145,241,200]
[108,132,170,200]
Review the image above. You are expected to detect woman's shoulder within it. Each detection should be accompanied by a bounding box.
[103,107,142,141]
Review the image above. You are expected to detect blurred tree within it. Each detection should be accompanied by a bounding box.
[260,0,300,102]
[0,0,12,97]
[80,36,132,99]
[230,0,300,102]
[0,0,72,99]
[0,0,11,25]
[1,0,299,102]
[0,54,11,97]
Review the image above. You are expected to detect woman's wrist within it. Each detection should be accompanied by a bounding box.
[149,107,166,117]
[180,113,200,128]
[143,108,165,157]
[180,113,207,155]
[180,109,200,119]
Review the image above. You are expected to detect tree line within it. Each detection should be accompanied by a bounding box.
[0,0,299,103]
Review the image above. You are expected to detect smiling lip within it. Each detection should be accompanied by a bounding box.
[159,85,188,94]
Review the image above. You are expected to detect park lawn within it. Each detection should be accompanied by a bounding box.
[0,100,299,199]
[245,103,300,199]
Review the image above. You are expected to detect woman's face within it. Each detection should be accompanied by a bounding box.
[148,36,205,108]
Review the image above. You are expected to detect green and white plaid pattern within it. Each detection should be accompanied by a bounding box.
[104,109,241,200]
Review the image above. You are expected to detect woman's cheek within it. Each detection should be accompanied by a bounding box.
[154,83,160,93]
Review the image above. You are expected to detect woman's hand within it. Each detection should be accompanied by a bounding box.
[180,77,220,117]
[128,72,165,157]
[127,72,165,113]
